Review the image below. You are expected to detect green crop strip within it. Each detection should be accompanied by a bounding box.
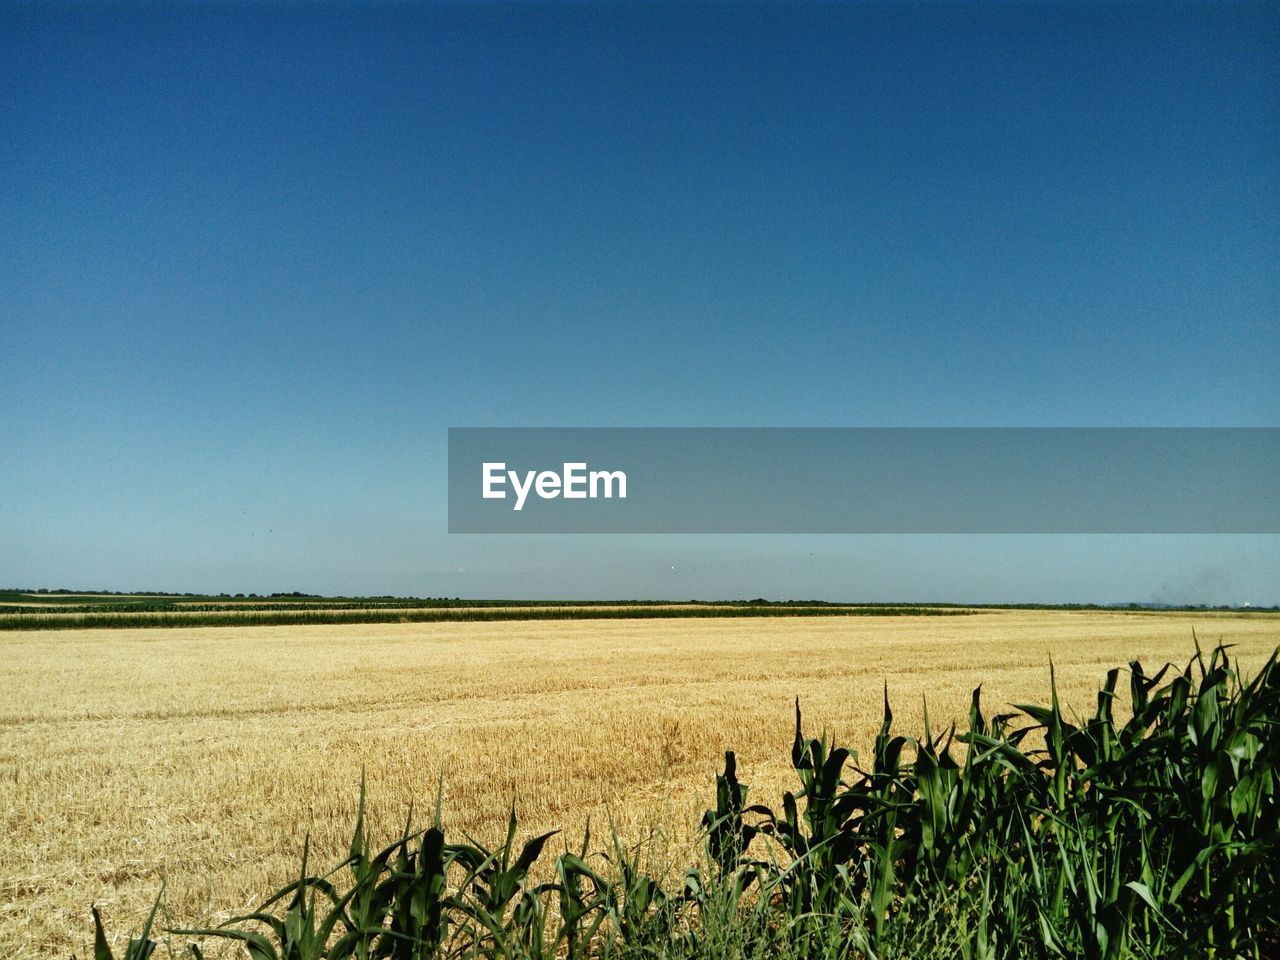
[0,605,974,631]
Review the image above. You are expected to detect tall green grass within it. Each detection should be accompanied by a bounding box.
[89,642,1278,959]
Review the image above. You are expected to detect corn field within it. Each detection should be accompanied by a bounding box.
[91,642,1278,960]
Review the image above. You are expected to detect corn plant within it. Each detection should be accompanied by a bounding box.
[87,642,1278,960]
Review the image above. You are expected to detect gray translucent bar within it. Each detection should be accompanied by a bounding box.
[448,428,1279,533]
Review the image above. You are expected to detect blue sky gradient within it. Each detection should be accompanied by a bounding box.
[2,2,1277,602]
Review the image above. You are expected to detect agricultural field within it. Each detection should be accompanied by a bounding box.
[0,594,973,631]
[1,610,1277,957]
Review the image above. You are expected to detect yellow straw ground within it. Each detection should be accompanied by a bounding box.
[1,610,1276,957]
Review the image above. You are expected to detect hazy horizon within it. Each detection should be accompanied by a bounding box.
[5,586,1277,609]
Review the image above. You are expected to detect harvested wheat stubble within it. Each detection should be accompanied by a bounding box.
[1,609,1276,958]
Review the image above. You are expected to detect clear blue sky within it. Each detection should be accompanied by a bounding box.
[2,2,1277,602]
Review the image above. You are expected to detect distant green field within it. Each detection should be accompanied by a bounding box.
[0,591,1273,631]
[0,599,972,630]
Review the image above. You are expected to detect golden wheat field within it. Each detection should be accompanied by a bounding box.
[2,610,1278,958]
